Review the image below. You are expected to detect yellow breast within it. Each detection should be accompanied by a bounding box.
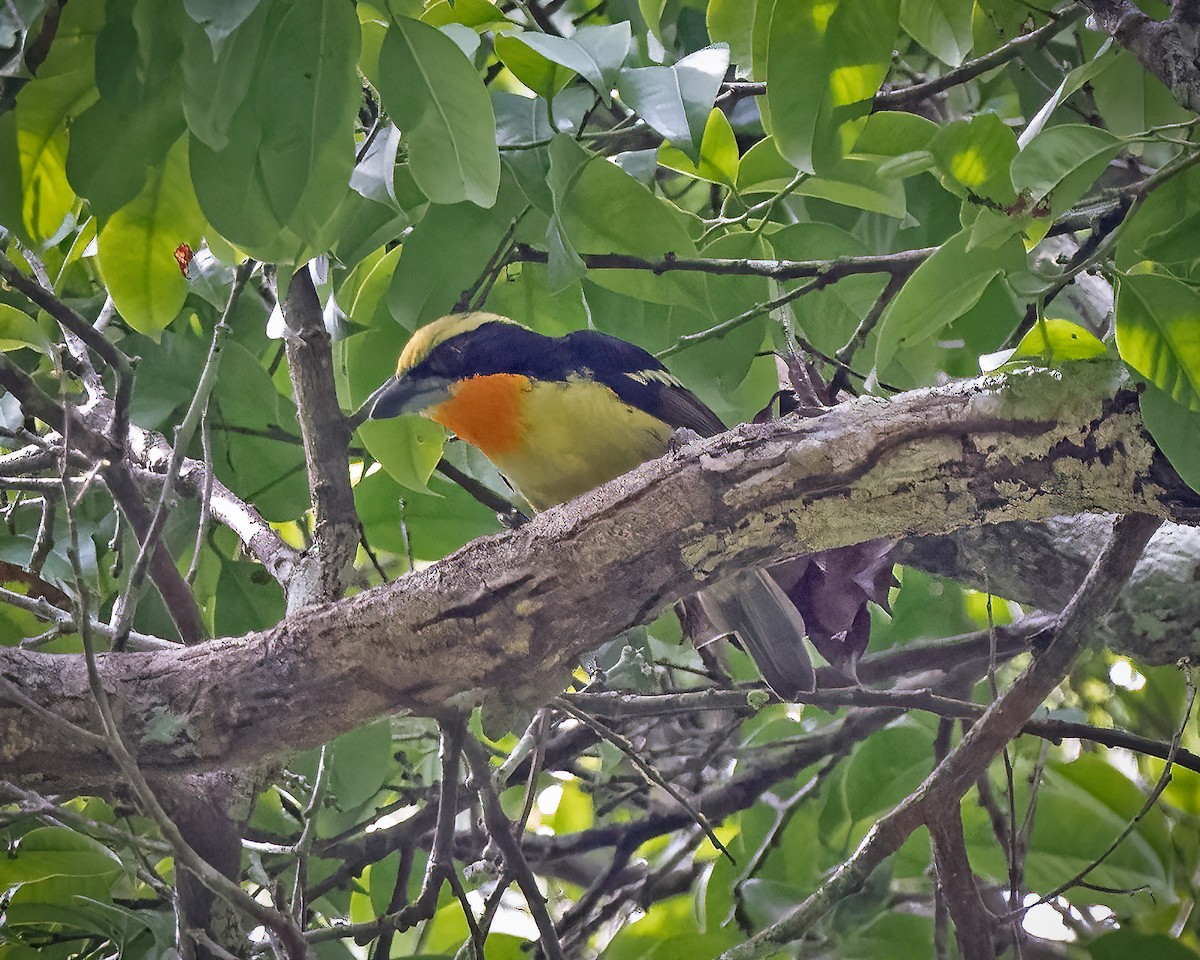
[489,377,673,511]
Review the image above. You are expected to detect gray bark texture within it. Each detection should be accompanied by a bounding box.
[1,362,1196,792]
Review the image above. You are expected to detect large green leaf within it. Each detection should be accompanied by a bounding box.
[616,44,729,163]
[66,90,186,221]
[513,22,631,105]
[188,0,358,259]
[66,1,188,220]
[1026,755,1173,911]
[329,719,393,809]
[1090,931,1200,960]
[0,0,103,243]
[874,228,1026,373]
[96,137,206,339]
[795,156,906,218]
[844,723,932,824]
[900,0,972,66]
[1011,124,1122,217]
[929,113,1018,206]
[180,0,271,151]
[254,0,359,225]
[1140,382,1200,494]
[377,16,500,207]
[1116,272,1200,411]
[0,828,123,889]
[766,0,899,174]
[547,134,705,309]
[385,171,528,330]
[707,0,757,71]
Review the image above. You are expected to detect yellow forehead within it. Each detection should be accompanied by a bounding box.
[396,312,519,374]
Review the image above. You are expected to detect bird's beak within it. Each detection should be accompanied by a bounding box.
[368,375,454,420]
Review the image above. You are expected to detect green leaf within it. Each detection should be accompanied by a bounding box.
[657,107,740,186]
[67,91,186,222]
[735,135,797,193]
[929,113,1018,206]
[707,0,757,71]
[852,111,939,159]
[494,33,576,100]
[1117,164,1200,271]
[874,228,1026,373]
[64,0,188,219]
[1011,124,1122,217]
[844,723,932,822]
[96,138,206,339]
[1090,931,1200,960]
[330,720,393,809]
[639,0,668,41]
[378,16,500,207]
[1026,755,1172,910]
[1013,319,1108,361]
[2,0,103,243]
[420,0,504,28]
[385,171,528,330]
[188,0,358,260]
[795,156,906,218]
[513,22,631,105]
[548,134,706,309]
[355,466,498,559]
[1140,382,1200,495]
[766,0,899,174]
[0,828,123,889]
[181,0,271,151]
[254,0,360,226]
[1116,272,1200,411]
[0,304,52,354]
[900,0,972,66]
[616,44,729,162]
[183,0,265,52]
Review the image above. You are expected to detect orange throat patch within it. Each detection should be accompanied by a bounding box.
[428,373,530,459]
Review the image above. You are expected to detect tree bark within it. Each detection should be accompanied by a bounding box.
[0,362,1196,791]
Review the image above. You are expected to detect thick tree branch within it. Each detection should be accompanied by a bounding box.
[282,266,358,608]
[0,364,1194,790]
[901,517,1200,664]
[1080,0,1200,112]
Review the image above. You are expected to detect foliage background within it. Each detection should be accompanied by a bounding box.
[1,0,1200,958]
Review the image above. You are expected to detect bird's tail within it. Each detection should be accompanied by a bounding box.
[683,568,815,699]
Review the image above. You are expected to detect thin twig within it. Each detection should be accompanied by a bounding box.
[110,260,253,647]
[1002,663,1196,920]
[465,736,567,960]
[554,697,733,863]
[0,250,136,447]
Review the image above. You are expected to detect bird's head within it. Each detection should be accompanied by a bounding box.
[368,312,521,420]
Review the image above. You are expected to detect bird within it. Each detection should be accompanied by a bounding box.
[369,311,815,698]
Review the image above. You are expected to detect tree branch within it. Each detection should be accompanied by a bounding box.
[717,513,1163,960]
[0,364,1193,790]
[1079,0,1200,112]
